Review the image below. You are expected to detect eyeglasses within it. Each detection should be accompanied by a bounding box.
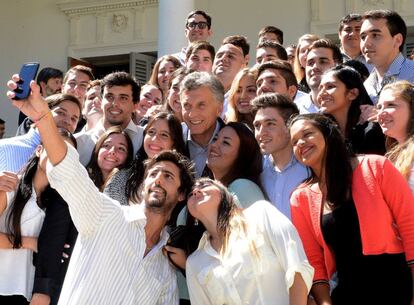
[186,21,209,30]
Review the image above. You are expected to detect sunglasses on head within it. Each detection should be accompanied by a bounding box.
[186,21,209,30]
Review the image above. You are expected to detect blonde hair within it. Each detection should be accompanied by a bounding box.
[226,68,258,126]
[383,81,414,180]
[387,138,414,179]
[293,34,319,82]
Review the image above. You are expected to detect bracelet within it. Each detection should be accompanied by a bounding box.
[31,111,52,128]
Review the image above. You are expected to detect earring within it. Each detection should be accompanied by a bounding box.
[194,218,199,226]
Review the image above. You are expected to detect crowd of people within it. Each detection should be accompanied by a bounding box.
[1,7,414,305]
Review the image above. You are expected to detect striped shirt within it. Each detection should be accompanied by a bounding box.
[364,53,414,104]
[0,128,40,173]
[47,145,178,305]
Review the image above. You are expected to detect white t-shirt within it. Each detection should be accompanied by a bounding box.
[0,188,45,301]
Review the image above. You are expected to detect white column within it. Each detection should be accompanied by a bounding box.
[157,0,195,57]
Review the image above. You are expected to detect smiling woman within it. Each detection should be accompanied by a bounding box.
[133,84,163,125]
[104,112,186,206]
[317,65,385,155]
[86,126,133,191]
[207,122,265,208]
[0,129,76,304]
[226,68,258,129]
[378,81,414,193]
[288,113,414,305]
[148,55,182,97]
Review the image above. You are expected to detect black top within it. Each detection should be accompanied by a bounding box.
[33,186,77,303]
[348,121,386,155]
[322,199,412,305]
[298,77,310,93]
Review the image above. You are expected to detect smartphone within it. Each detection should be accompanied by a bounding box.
[13,62,40,100]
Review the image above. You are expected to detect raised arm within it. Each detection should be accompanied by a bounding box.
[7,76,116,237]
[7,77,67,165]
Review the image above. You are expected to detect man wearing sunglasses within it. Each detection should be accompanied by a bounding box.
[174,10,212,64]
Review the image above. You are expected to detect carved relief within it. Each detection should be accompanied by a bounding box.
[57,0,158,58]
[112,14,128,33]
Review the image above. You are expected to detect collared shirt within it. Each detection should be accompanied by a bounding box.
[364,53,414,104]
[184,121,221,178]
[261,154,310,219]
[48,145,178,305]
[293,89,307,103]
[75,119,144,165]
[294,93,320,114]
[173,47,187,65]
[221,91,229,120]
[186,200,314,305]
[0,128,41,173]
[341,51,374,72]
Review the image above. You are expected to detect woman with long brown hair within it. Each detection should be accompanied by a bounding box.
[289,113,414,305]
[86,126,133,191]
[0,129,76,304]
[206,121,265,208]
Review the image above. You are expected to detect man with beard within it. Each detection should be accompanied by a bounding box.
[75,71,144,165]
[51,150,194,305]
[9,73,196,304]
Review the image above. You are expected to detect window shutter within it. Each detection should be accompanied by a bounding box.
[129,53,157,85]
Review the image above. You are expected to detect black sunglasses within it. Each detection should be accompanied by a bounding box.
[186,21,209,30]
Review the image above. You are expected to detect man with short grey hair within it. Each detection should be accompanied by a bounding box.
[180,71,225,177]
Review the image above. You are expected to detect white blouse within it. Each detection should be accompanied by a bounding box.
[0,188,45,301]
[186,200,314,305]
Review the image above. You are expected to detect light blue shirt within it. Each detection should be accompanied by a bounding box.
[228,178,266,209]
[364,53,414,104]
[342,52,374,72]
[260,154,310,219]
[294,94,319,114]
[0,128,41,173]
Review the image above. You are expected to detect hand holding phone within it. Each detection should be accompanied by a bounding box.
[13,62,40,100]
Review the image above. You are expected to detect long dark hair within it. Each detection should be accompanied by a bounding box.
[7,128,76,248]
[216,122,263,189]
[288,114,355,207]
[87,126,133,190]
[323,65,372,137]
[126,112,185,203]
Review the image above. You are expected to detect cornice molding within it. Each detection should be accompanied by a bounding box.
[57,0,158,16]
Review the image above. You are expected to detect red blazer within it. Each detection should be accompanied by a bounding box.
[291,155,414,282]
